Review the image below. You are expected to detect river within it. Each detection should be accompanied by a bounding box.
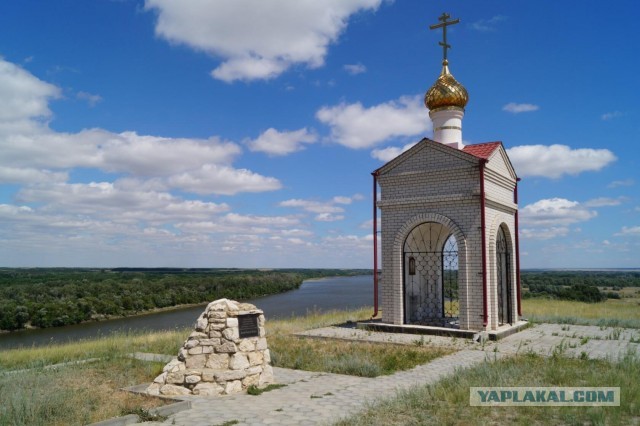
[0,275,376,350]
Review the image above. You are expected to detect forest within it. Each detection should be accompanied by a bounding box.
[521,270,640,302]
[0,268,369,331]
[1,268,637,332]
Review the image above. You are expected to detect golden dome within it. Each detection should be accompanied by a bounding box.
[424,60,469,111]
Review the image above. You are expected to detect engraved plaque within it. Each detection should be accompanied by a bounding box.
[238,314,260,338]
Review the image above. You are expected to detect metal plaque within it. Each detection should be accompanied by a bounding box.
[238,314,260,338]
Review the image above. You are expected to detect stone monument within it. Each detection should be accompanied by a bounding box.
[147,298,274,396]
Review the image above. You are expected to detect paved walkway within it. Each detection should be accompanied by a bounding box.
[133,323,639,426]
[300,323,640,360]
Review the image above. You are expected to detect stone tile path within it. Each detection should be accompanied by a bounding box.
[133,323,639,426]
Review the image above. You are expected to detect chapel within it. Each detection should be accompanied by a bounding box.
[369,13,524,335]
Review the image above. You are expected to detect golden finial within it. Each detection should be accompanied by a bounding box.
[425,12,468,111]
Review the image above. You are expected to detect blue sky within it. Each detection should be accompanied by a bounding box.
[0,0,638,268]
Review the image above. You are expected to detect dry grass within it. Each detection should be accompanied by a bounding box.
[522,294,640,328]
[266,306,375,336]
[270,336,453,377]
[443,300,459,316]
[0,329,188,371]
[0,307,387,425]
[0,358,168,426]
[265,307,453,377]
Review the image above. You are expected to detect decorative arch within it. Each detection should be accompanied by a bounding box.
[391,213,468,326]
[488,217,517,326]
[393,213,467,262]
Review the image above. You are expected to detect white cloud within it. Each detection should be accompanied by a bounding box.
[359,218,380,229]
[0,58,60,123]
[167,164,281,195]
[0,55,300,266]
[145,0,384,82]
[16,181,230,222]
[175,213,302,249]
[76,91,103,107]
[0,57,281,196]
[584,197,626,207]
[247,127,317,156]
[344,63,366,75]
[1,57,400,267]
[469,15,507,32]
[608,178,634,188]
[333,196,353,205]
[101,131,242,176]
[315,213,345,222]
[502,102,539,113]
[520,227,570,240]
[1,128,277,195]
[321,234,371,250]
[316,95,429,148]
[520,198,597,226]
[280,194,363,218]
[280,229,313,237]
[224,212,299,227]
[507,144,616,178]
[1,183,304,261]
[371,142,418,162]
[0,166,68,184]
[0,204,34,217]
[279,198,344,214]
[601,111,624,120]
[211,57,287,82]
[287,237,307,245]
[615,226,640,237]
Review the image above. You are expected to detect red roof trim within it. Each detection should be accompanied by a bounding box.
[462,141,502,160]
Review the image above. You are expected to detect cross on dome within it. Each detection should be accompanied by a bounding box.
[425,12,468,148]
[424,12,468,114]
[429,12,460,64]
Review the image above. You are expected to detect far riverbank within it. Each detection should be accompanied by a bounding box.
[0,275,376,350]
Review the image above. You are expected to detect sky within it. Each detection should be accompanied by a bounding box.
[0,0,638,269]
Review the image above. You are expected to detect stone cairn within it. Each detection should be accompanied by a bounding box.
[147,298,274,396]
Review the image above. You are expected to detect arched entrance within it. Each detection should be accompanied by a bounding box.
[496,226,512,325]
[403,222,459,328]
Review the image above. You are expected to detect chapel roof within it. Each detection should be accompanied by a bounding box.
[462,141,502,160]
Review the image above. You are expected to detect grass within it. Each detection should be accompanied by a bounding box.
[0,358,168,426]
[0,328,188,371]
[0,328,202,425]
[120,407,167,422]
[0,306,447,424]
[247,383,287,395]
[270,336,453,377]
[523,295,640,328]
[337,351,640,426]
[266,307,453,377]
[267,307,376,335]
[3,297,636,425]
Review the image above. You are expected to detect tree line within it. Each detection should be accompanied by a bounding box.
[521,270,639,303]
[0,268,369,331]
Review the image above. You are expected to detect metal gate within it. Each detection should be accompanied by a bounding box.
[403,223,458,327]
[496,227,512,325]
[441,236,459,319]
